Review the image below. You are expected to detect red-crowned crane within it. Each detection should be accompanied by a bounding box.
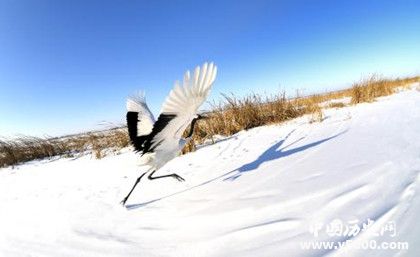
[121,62,217,205]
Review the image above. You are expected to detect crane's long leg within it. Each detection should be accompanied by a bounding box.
[121,171,148,206]
[148,170,185,182]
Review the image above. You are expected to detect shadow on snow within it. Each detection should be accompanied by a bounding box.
[224,129,346,181]
[126,129,347,210]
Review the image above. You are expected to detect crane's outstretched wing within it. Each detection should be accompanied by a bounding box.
[126,92,156,152]
[144,62,217,154]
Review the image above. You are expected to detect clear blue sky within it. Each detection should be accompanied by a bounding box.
[1,0,419,137]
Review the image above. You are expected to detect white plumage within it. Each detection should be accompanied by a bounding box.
[152,62,216,168]
[121,62,217,205]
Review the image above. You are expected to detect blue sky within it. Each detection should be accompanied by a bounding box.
[1,0,419,137]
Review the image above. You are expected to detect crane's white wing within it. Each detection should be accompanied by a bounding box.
[149,62,217,153]
[160,62,217,116]
[126,92,155,136]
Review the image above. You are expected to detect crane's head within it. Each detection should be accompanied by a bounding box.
[196,114,209,120]
[184,114,209,139]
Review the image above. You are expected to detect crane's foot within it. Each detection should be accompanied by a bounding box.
[172,174,185,182]
[121,198,128,206]
[148,170,185,182]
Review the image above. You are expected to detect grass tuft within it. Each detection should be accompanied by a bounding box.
[0,128,129,168]
[350,75,418,104]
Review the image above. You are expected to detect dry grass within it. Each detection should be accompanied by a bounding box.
[185,75,419,150]
[350,75,419,104]
[0,128,129,168]
[1,75,419,168]
[182,91,305,153]
[328,102,346,108]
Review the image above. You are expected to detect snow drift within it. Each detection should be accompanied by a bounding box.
[1,87,419,257]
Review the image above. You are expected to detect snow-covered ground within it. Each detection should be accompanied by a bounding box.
[1,87,419,257]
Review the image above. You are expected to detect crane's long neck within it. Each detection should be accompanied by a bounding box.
[186,118,199,138]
